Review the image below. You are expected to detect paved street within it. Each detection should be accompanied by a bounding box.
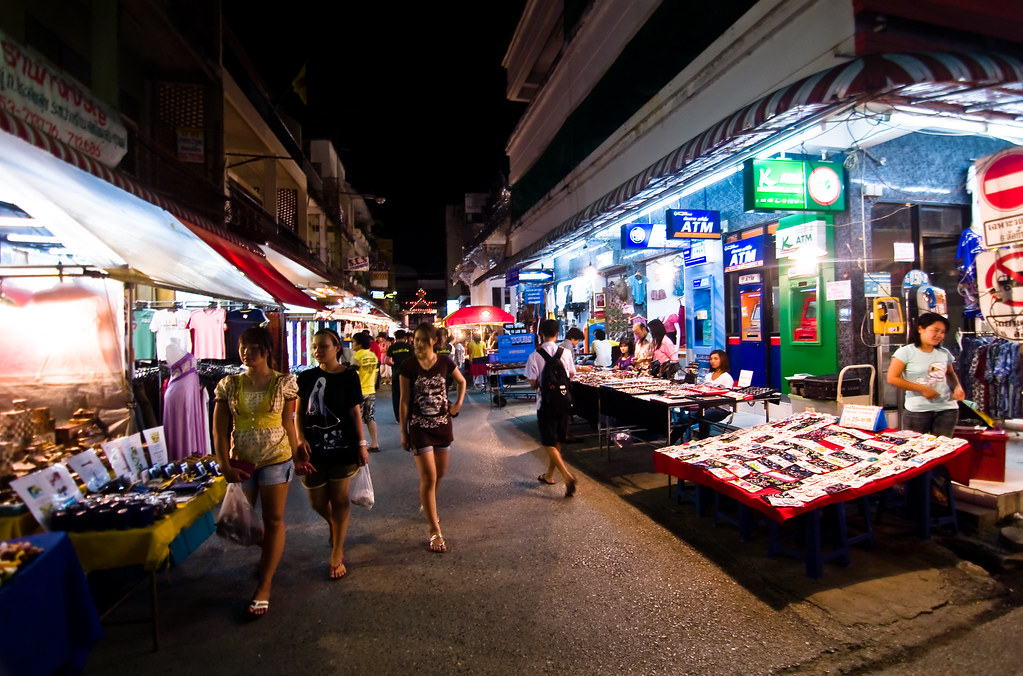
[85,386,1023,675]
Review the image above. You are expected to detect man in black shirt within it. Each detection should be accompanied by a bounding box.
[386,329,413,421]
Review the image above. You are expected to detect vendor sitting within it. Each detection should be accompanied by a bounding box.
[590,328,613,368]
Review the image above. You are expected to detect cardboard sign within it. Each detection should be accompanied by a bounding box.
[839,404,886,432]
[10,464,83,528]
[737,370,754,388]
[101,438,133,478]
[66,450,113,492]
[143,426,169,465]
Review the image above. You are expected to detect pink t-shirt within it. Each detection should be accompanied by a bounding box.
[663,314,679,333]
[187,308,227,360]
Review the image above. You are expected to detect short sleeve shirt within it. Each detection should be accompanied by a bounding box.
[524,341,576,411]
[215,372,298,467]
[892,344,957,412]
[297,367,362,465]
[353,349,379,395]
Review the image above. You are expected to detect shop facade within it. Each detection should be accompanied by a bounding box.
[472,0,1023,412]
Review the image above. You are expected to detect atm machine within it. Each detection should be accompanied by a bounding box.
[683,239,725,366]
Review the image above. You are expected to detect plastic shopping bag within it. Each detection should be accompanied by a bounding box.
[350,465,375,510]
[216,483,263,546]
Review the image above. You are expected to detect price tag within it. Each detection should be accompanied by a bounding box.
[66,450,113,491]
[839,404,886,431]
[737,370,754,388]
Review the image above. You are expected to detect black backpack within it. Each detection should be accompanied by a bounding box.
[537,347,573,414]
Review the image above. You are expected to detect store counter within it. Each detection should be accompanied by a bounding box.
[0,532,103,676]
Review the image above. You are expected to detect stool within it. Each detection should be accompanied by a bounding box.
[875,468,958,539]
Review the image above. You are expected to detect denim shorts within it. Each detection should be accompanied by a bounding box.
[240,459,294,490]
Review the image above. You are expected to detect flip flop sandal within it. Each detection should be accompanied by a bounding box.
[248,599,269,618]
[329,558,346,580]
[428,533,447,553]
[537,474,556,485]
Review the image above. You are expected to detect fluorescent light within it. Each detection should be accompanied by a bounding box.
[5,233,62,245]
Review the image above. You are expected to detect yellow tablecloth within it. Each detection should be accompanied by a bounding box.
[0,511,40,541]
[67,478,226,573]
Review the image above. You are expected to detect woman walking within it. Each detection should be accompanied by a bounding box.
[399,323,467,553]
[213,326,301,617]
[295,329,369,580]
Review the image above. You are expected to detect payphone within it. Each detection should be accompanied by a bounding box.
[908,284,948,318]
[872,296,906,335]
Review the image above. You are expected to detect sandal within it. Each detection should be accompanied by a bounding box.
[329,558,347,580]
[248,599,269,618]
[537,474,556,485]
[565,477,577,498]
[428,533,447,553]
[368,447,380,453]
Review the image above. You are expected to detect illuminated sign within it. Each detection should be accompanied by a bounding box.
[666,209,721,239]
[743,159,846,212]
[724,234,764,272]
[621,223,653,248]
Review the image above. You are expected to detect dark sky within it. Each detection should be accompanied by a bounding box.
[225,2,527,276]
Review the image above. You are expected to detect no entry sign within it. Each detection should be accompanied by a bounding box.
[977,148,1023,248]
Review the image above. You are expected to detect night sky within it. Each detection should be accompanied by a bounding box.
[224,2,527,277]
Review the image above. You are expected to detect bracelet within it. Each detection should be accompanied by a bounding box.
[358,440,369,446]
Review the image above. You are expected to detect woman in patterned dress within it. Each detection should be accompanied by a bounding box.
[213,326,303,617]
[399,323,467,553]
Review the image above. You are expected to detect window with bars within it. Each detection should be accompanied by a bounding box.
[277,188,298,230]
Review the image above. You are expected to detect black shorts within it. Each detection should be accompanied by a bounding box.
[537,408,569,447]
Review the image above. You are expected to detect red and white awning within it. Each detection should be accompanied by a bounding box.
[486,52,1023,282]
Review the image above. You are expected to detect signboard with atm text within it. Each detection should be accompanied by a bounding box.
[665,209,721,239]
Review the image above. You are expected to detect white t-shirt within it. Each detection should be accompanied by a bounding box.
[524,341,576,411]
[704,370,734,388]
[892,344,957,412]
[150,309,192,361]
[592,339,613,367]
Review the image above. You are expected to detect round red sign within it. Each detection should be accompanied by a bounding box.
[981,151,1023,212]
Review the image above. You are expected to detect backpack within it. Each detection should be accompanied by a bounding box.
[537,347,573,414]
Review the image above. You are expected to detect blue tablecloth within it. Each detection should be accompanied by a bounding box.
[0,532,103,675]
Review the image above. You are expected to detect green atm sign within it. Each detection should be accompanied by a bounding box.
[743,159,846,212]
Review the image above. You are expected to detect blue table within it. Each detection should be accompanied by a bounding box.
[0,532,103,675]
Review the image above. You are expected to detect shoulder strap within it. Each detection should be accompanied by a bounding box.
[536,346,554,364]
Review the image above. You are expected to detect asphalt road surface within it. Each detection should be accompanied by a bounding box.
[83,385,1023,675]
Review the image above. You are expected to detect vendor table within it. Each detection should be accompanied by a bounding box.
[653,413,969,577]
[569,379,778,459]
[72,478,226,651]
[0,532,103,676]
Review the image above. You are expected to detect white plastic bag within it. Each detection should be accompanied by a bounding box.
[350,465,375,510]
[216,483,263,546]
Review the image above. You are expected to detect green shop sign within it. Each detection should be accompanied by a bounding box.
[743,158,846,212]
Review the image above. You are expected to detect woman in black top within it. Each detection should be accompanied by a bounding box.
[296,329,368,579]
[400,323,467,553]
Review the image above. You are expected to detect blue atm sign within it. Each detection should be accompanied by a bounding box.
[724,234,764,272]
[665,209,721,239]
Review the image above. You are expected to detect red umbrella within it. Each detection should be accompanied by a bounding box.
[442,305,515,326]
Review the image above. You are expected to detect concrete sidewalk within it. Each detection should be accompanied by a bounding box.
[83,386,1021,675]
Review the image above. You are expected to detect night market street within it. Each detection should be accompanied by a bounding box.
[85,387,1023,675]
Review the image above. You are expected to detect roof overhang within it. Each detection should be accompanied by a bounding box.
[479,52,1023,283]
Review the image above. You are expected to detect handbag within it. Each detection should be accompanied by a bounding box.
[350,465,375,509]
[215,483,263,546]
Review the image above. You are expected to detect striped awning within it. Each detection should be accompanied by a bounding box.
[0,108,237,244]
[480,52,1023,283]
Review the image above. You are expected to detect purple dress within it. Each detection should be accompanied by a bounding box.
[163,352,209,460]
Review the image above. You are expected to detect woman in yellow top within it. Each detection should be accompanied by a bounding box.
[467,332,488,389]
[214,326,302,618]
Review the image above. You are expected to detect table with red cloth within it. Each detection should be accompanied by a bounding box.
[652,412,970,576]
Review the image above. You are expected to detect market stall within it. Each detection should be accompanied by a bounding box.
[653,412,969,577]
